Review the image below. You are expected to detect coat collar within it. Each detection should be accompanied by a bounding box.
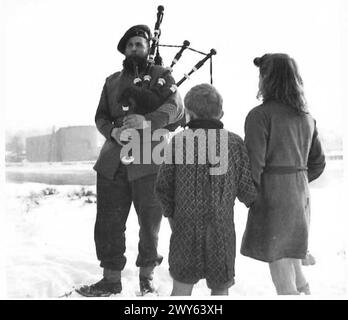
[186,118,224,129]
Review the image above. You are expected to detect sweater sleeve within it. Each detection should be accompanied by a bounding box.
[235,137,258,208]
[307,122,326,182]
[155,142,175,217]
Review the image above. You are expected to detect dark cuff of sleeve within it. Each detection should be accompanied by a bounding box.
[103,123,115,140]
[95,118,115,140]
[144,111,169,130]
[163,209,174,218]
[245,198,256,209]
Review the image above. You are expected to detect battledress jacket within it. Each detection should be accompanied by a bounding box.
[93,65,184,181]
[155,120,258,287]
[240,101,326,262]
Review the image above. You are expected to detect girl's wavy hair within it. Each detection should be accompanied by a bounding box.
[254,53,308,114]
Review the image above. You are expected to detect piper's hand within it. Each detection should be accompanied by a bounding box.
[123,114,149,129]
[119,128,135,142]
[111,127,123,145]
[111,127,135,145]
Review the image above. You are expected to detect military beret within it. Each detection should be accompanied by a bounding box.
[117,25,152,54]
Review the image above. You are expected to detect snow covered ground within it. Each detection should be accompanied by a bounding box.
[5,161,96,185]
[3,160,347,299]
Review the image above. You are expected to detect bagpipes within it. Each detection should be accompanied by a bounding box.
[118,5,217,131]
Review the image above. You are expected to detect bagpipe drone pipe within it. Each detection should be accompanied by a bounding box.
[117,5,217,131]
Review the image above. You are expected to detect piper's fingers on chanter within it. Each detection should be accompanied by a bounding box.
[122,114,133,126]
[123,114,146,129]
[119,127,135,141]
[122,118,135,129]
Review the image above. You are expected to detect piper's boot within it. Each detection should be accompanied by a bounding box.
[76,269,122,297]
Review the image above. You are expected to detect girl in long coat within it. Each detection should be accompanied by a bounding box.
[155,84,257,295]
[240,54,326,295]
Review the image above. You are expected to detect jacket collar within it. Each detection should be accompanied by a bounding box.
[186,118,224,129]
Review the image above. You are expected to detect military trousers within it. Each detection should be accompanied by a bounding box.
[95,165,163,271]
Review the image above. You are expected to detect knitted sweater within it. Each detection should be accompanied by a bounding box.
[155,120,257,287]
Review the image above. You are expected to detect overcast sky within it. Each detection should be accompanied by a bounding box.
[2,0,347,137]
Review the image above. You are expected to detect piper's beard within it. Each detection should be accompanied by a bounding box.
[123,55,148,74]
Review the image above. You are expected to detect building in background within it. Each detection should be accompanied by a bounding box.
[25,126,104,162]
